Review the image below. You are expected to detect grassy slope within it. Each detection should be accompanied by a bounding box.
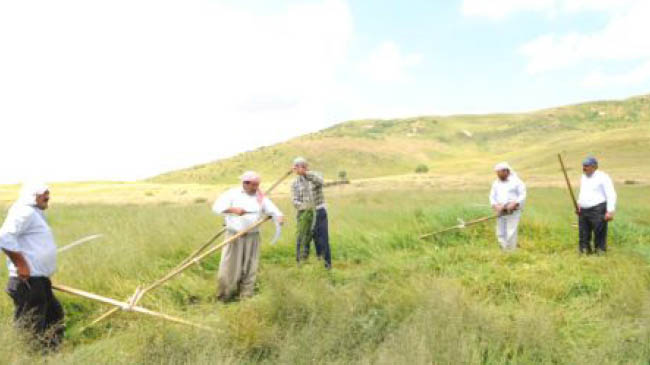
[150,94,650,185]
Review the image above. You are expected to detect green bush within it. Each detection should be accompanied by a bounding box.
[415,164,429,173]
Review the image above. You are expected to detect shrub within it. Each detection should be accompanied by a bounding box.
[415,164,429,173]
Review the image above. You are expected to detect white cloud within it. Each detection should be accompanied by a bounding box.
[462,0,650,92]
[519,32,589,74]
[584,61,650,87]
[359,41,422,83]
[462,0,555,20]
[560,0,636,14]
[462,0,637,20]
[519,1,650,77]
[0,0,353,183]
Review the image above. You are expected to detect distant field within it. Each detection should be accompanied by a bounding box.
[1,185,649,364]
[0,182,228,205]
[1,159,646,207]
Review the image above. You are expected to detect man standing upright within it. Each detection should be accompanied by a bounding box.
[0,183,64,350]
[212,171,284,301]
[489,162,527,251]
[576,156,617,254]
[291,157,332,269]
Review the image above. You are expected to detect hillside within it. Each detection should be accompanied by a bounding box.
[150,94,650,185]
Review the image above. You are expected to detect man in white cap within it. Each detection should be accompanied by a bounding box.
[576,156,616,254]
[291,157,332,269]
[0,182,64,350]
[489,162,527,251]
[212,171,284,301]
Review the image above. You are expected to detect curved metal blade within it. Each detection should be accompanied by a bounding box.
[58,234,103,253]
[270,218,282,245]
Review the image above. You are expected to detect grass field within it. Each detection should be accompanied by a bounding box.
[1,184,649,364]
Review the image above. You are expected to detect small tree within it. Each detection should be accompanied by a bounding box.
[338,170,348,181]
[415,164,429,173]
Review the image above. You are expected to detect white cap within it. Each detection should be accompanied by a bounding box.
[293,157,308,166]
[494,162,511,172]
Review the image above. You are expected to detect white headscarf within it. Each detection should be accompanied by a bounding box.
[240,171,261,183]
[493,162,520,181]
[240,171,264,204]
[17,182,49,206]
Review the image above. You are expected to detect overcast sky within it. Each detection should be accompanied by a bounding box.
[1,0,649,183]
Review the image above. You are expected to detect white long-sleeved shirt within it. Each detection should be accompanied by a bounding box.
[489,174,527,209]
[578,170,617,212]
[212,187,283,233]
[0,204,57,277]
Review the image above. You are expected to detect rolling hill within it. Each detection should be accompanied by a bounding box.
[150,94,650,186]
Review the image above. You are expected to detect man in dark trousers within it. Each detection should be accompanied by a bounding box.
[576,156,617,254]
[0,183,64,350]
[291,157,332,269]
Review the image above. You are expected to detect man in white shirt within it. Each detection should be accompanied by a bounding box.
[489,162,527,251]
[576,156,617,254]
[212,171,284,301]
[0,183,64,350]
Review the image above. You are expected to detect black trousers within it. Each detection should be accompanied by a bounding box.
[5,277,64,350]
[578,202,608,253]
[313,209,332,268]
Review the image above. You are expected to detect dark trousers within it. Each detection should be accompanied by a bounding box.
[578,202,608,253]
[5,277,64,350]
[296,208,332,268]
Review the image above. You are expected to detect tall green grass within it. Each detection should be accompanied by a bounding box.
[1,186,649,364]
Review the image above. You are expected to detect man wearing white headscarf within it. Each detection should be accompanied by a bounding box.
[489,163,527,251]
[0,183,64,350]
[212,171,284,301]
